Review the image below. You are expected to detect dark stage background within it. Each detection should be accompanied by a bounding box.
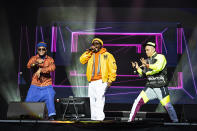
[1,0,197,119]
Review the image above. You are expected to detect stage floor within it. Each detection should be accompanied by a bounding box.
[1,119,197,131]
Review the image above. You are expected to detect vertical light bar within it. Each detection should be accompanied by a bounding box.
[51,26,54,52]
[51,26,57,53]
[183,29,197,94]
[155,34,162,53]
[51,26,57,84]
[40,26,44,42]
[58,26,66,52]
[177,28,183,54]
[34,26,38,55]
[26,25,32,79]
[137,45,141,53]
[71,32,78,52]
[177,72,183,88]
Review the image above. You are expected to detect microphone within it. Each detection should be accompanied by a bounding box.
[87,47,96,52]
[88,47,93,51]
[139,65,144,68]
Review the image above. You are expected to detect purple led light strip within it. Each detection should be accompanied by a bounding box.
[71,32,162,53]
[54,30,181,89]
[104,44,142,53]
[71,32,78,52]
[161,27,168,34]
[69,70,139,77]
[177,72,183,89]
[105,91,140,96]
[53,71,183,89]
[53,85,182,89]
[177,28,182,54]
[161,34,168,54]
[155,34,162,53]
[40,26,44,42]
[34,26,38,55]
[51,26,54,52]
[159,28,167,55]
[104,44,141,46]
[104,35,135,43]
[58,26,66,52]
[182,88,194,99]
[25,26,32,79]
[65,26,72,32]
[77,27,113,32]
[74,32,161,35]
[182,29,197,94]
[51,26,57,84]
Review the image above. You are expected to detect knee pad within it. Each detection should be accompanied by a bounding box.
[139,90,149,103]
[160,95,170,106]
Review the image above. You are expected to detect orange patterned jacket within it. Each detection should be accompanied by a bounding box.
[27,54,56,87]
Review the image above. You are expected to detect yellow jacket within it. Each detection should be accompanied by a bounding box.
[80,48,117,83]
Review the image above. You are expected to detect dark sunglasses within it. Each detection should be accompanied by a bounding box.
[38,48,46,51]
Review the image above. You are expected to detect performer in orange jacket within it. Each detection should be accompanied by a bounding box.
[26,42,56,120]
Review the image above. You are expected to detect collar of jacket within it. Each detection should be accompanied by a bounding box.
[94,48,107,54]
[149,52,157,58]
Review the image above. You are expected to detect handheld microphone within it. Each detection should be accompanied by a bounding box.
[88,47,96,52]
[88,47,93,51]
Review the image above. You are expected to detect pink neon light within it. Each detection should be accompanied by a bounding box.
[155,34,162,53]
[51,27,54,52]
[103,44,142,53]
[177,72,183,89]
[61,31,181,89]
[71,32,162,53]
[71,33,78,52]
[51,26,57,52]
[104,44,141,46]
[52,85,182,89]
[69,70,139,77]
[54,71,183,89]
[177,28,183,54]
[73,32,161,35]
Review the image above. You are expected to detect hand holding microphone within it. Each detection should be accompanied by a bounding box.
[131,61,139,74]
[131,61,140,69]
[86,45,96,52]
[31,58,44,67]
[140,58,149,68]
[36,58,44,64]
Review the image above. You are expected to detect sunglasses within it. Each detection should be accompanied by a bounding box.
[38,48,46,51]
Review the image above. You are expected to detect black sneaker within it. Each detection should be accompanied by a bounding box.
[48,115,56,120]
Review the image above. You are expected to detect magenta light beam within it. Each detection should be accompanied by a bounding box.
[177,28,183,54]
[40,26,44,42]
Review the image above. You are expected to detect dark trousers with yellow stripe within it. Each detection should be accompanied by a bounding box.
[128,87,178,122]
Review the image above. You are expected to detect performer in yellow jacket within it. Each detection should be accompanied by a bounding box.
[80,38,117,120]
